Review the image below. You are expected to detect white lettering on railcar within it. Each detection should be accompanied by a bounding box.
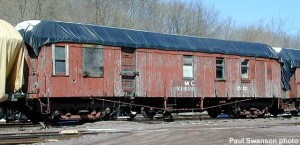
[175,80,195,92]
[236,86,248,91]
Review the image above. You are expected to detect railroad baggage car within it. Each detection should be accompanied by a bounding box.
[0,20,289,122]
[14,20,283,121]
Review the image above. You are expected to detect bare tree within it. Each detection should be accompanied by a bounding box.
[30,0,42,19]
[16,0,27,21]
[1,0,299,48]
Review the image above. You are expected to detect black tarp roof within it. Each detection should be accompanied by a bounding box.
[278,48,300,68]
[277,48,300,90]
[16,20,278,59]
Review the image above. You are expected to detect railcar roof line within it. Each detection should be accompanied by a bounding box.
[16,20,277,59]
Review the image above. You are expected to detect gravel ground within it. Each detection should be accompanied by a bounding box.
[1,116,300,145]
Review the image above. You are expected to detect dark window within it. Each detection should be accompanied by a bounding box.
[82,46,103,77]
[216,58,225,79]
[52,45,68,76]
[241,60,249,79]
[183,55,193,79]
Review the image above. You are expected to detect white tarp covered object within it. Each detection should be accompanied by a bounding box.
[0,19,25,102]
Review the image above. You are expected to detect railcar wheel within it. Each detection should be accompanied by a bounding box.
[110,107,119,120]
[207,108,221,118]
[141,107,156,119]
[269,108,279,117]
[227,106,241,119]
[291,110,299,116]
[26,112,41,124]
[127,111,137,121]
[269,100,279,117]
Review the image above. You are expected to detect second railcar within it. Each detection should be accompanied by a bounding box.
[16,20,282,122]
[276,47,300,115]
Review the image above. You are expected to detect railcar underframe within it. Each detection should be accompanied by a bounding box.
[1,95,299,123]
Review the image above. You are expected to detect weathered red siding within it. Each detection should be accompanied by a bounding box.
[26,43,122,98]
[296,69,300,97]
[289,68,300,99]
[194,55,215,97]
[136,49,281,98]
[25,44,281,99]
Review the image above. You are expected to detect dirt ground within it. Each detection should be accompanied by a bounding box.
[2,116,300,145]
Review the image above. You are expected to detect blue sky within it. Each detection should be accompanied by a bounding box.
[199,0,300,35]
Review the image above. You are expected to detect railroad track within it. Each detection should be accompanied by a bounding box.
[0,131,79,145]
[130,112,290,124]
[0,113,291,144]
[131,112,223,124]
[0,129,130,144]
[0,122,37,129]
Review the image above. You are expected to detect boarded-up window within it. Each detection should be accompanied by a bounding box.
[82,46,103,77]
[183,55,193,79]
[241,60,249,79]
[52,45,69,76]
[216,58,225,79]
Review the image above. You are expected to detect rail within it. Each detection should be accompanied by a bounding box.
[0,129,130,144]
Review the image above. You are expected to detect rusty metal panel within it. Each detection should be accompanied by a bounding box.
[135,50,147,97]
[31,44,282,100]
[142,50,174,97]
[104,46,122,97]
[136,49,185,98]
[69,44,103,97]
[296,69,300,98]
[33,43,122,98]
[254,61,266,97]
[171,54,194,98]
[290,74,296,98]
[290,68,300,98]
[214,57,228,97]
[36,45,49,97]
[55,44,103,97]
[215,81,226,97]
[164,53,182,97]
[226,58,241,97]
[272,61,282,98]
[228,57,252,98]
[194,56,215,97]
[263,61,281,98]
[239,58,253,97]
[267,63,273,80]
[24,48,39,94]
[136,51,283,99]
[265,62,273,97]
[250,60,256,79]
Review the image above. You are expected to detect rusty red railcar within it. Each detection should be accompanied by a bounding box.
[276,47,300,115]
[16,20,282,122]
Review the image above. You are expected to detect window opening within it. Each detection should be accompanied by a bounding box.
[216,58,225,80]
[183,55,193,79]
[241,60,249,79]
[52,45,69,76]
